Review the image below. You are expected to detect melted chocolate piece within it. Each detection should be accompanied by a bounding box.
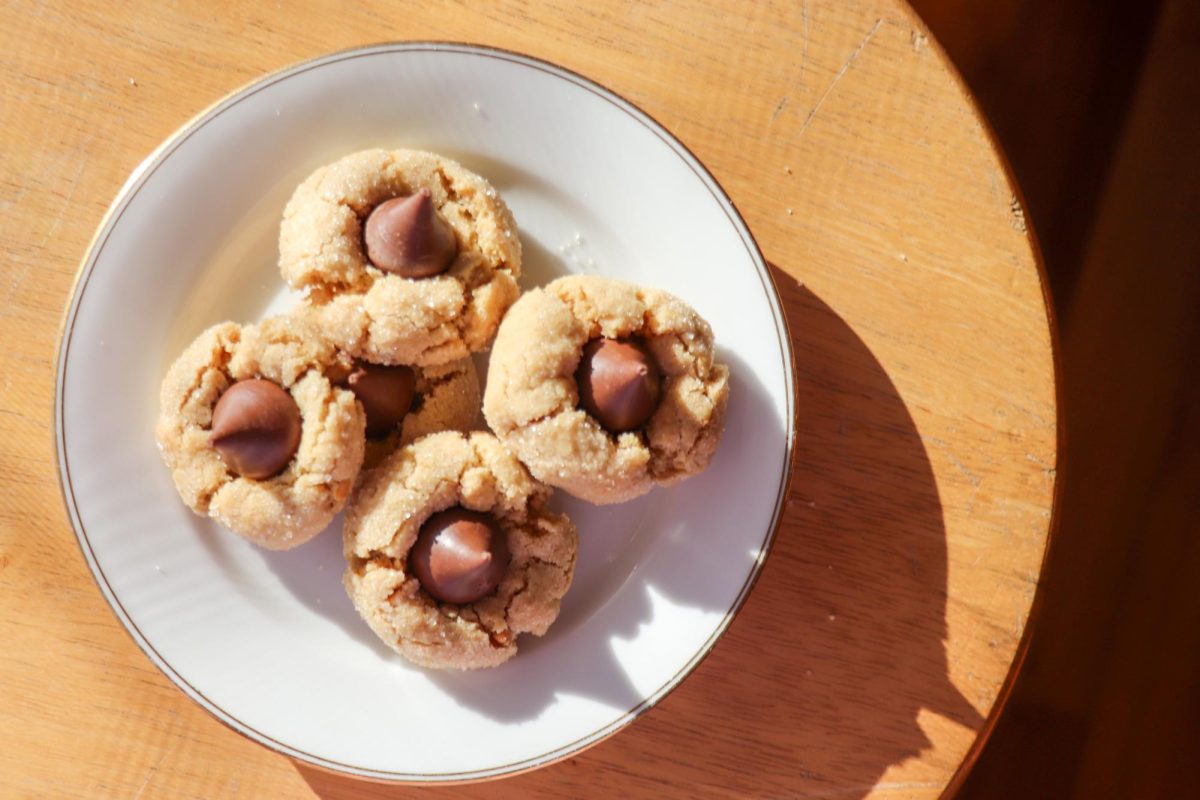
[209,379,302,479]
[345,362,416,438]
[575,338,662,432]
[363,189,457,278]
[409,508,510,605]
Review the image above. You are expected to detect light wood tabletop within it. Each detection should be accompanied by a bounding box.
[0,1,1057,798]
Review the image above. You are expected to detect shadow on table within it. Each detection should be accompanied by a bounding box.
[295,267,982,799]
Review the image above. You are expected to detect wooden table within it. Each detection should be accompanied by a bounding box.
[0,2,1057,797]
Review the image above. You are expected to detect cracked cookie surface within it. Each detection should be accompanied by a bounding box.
[155,316,366,549]
[279,148,522,367]
[483,275,730,504]
[343,431,577,669]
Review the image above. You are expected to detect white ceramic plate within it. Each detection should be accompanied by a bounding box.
[55,43,795,782]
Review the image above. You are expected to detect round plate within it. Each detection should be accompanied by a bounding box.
[55,43,795,782]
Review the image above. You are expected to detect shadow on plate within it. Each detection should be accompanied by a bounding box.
[294,269,984,798]
[518,229,572,289]
[424,345,777,723]
[256,519,398,661]
[186,510,404,661]
[261,240,771,726]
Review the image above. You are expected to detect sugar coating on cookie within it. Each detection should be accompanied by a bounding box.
[343,431,577,670]
[155,317,366,550]
[279,148,522,367]
[483,275,730,505]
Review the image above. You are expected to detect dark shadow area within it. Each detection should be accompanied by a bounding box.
[296,270,982,798]
[910,0,1162,307]
[471,217,573,392]
[945,3,1200,797]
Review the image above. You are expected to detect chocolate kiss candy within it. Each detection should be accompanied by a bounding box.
[345,362,417,438]
[210,379,302,479]
[409,508,510,605]
[363,188,458,278]
[575,338,662,432]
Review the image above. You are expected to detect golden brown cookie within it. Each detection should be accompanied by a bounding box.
[283,305,482,469]
[343,431,577,670]
[155,316,366,549]
[483,275,730,504]
[357,356,482,469]
[278,148,522,367]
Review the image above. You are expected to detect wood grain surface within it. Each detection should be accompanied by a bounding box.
[0,2,1057,798]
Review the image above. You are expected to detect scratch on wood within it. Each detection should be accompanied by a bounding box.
[131,751,167,800]
[771,95,789,121]
[773,0,810,123]
[1025,452,1056,478]
[802,782,939,798]
[796,18,882,139]
[911,30,929,51]
[944,450,982,488]
[0,263,32,319]
[1010,195,1027,232]
[38,131,98,248]
[801,0,810,76]
[877,782,940,793]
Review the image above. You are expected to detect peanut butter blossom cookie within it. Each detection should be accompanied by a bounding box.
[293,302,482,469]
[155,316,366,549]
[343,431,577,670]
[332,354,481,470]
[278,148,522,367]
[483,275,730,505]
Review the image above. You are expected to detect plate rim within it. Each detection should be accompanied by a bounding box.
[52,40,798,784]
